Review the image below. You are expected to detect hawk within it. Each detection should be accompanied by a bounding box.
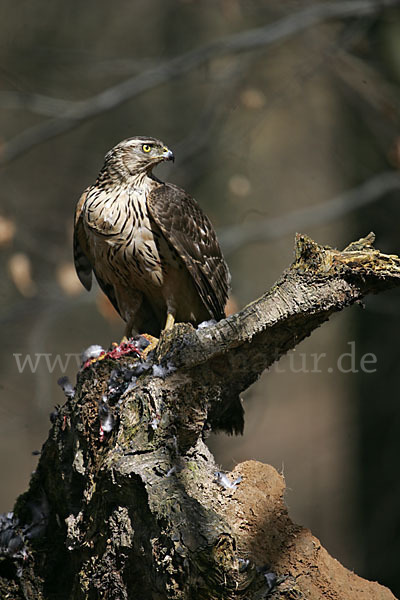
[73,136,231,338]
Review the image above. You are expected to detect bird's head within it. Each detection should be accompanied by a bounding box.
[103,136,174,181]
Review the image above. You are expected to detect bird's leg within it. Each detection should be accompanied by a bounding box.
[141,313,175,359]
[164,312,175,330]
[140,334,159,359]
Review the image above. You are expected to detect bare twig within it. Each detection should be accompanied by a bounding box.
[219,171,400,256]
[1,0,397,165]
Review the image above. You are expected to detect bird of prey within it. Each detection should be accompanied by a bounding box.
[73,136,231,338]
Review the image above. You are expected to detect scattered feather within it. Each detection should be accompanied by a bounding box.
[152,364,168,378]
[238,558,250,572]
[81,344,105,363]
[264,571,277,592]
[197,319,217,329]
[99,400,115,442]
[0,494,49,559]
[215,471,242,491]
[57,376,75,399]
[152,362,176,378]
[49,406,60,423]
[149,415,160,430]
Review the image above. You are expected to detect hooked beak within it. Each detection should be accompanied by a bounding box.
[161,146,175,162]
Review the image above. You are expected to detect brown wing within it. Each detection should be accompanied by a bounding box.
[147,183,231,320]
[73,189,121,315]
[73,189,93,291]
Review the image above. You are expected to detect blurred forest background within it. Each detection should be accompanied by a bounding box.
[1,0,400,596]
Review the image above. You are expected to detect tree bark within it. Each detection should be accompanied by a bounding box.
[1,233,398,599]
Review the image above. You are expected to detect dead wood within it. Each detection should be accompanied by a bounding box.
[0,233,398,599]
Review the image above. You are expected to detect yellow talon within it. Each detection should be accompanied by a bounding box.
[164,313,175,331]
[140,333,159,359]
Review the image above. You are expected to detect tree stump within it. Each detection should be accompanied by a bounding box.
[1,233,398,599]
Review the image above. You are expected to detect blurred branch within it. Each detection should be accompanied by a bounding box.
[1,0,397,165]
[0,92,76,118]
[330,47,400,159]
[332,50,400,119]
[219,171,400,256]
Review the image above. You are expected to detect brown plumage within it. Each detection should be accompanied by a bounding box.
[73,136,231,338]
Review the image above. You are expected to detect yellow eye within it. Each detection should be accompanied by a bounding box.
[142,144,151,153]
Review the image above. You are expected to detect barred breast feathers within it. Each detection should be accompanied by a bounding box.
[82,177,165,289]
